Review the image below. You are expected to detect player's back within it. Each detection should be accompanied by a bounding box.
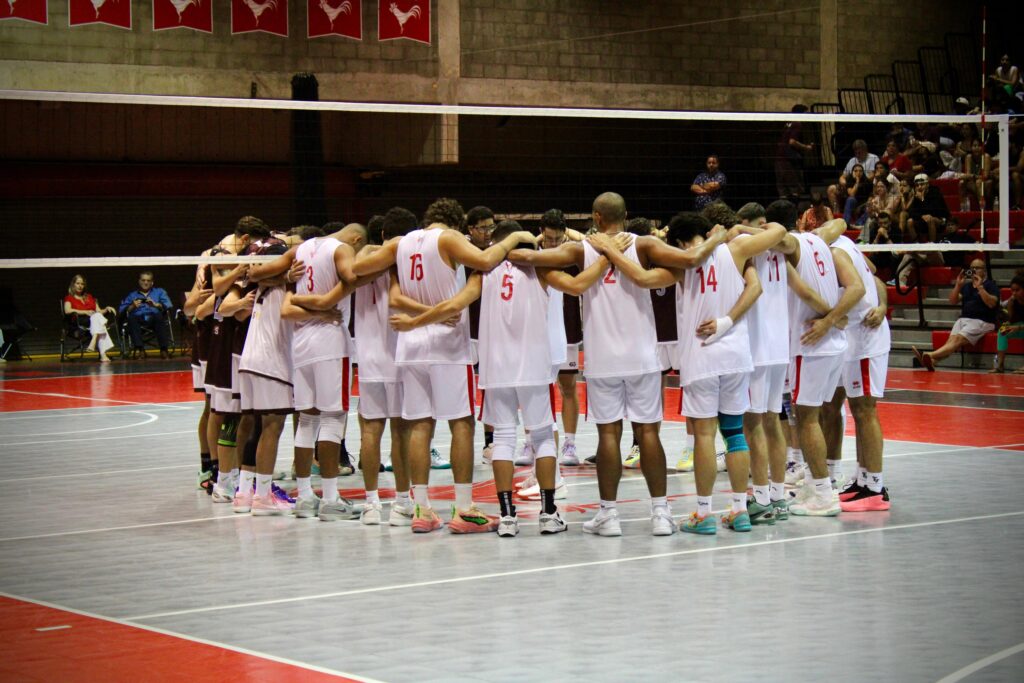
[789,232,846,358]
[748,246,790,367]
[831,234,890,358]
[292,236,347,366]
[240,285,293,383]
[478,261,551,388]
[354,272,399,382]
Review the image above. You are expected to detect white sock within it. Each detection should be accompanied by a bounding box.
[866,471,883,493]
[827,459,840,480]
[857,466,868,486]
[216,470,230,487]
[599,499,616,511]
[412,484,430,508]
[365,489,380,504]
[255,473,272,498]
[769,481,785,502]
[790,448,804,464]
[564,433,575,445]
[321,478,338,503]
[238,469,255,493]
[697,495,713,517]
[297,477,313,499]
[651,496,667,510]
[731,492,747,513]
[753,484,770,506]
[804,466,815,486]
[454,483,473,510]
[229,468,240,487]
[685,434,695,451]
[813,477,832,500]
[395,490,411,506]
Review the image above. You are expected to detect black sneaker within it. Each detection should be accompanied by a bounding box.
[838,480,865,502]
[585,454,598,465]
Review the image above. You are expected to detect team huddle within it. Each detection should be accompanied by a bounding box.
[185,191,891,538]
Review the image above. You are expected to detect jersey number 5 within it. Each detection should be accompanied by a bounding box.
[697,265,717,293]
[500,273,514,301]
[409,253,424,282]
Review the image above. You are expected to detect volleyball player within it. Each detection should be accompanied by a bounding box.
[464,206,496,462]
[184,247,216,492]
[352,198,538,533]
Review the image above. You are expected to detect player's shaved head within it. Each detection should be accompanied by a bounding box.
[592,192,626,227]
[338,223,368,252]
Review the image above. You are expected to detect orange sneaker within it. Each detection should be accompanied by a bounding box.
[411,505,443,533]
[448,505,499,534]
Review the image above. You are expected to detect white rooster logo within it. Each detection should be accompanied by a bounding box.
[318,0,351,29]
[7,0,15,14]
[89,0,114,19]
[389,2,420,33]
[243,0,276,22]
[168,0,199,22]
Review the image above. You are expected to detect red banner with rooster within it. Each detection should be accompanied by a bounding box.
[69,0,131,28]
[308,0,360,40]
[231,0,287,36]
[153,0,212,32]
[1,0,47,24]
[378,0,428,44]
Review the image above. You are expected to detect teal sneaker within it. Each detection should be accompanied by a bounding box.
[746,498,776,525]
[196,469,213,491]
[722,510,752,532]
[430,448,451,470]
[680,512,717,535]
[771,498,790,520]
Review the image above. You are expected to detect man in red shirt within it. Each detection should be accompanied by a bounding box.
[880,140,913,181]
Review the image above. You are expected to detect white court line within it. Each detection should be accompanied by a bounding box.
[934,641,1024,683]
[10,411,158,437]
[0,388,192,411]
[6,464,194,484]
[0,368,191,383]
[0,406,191,420]
[876,398,1023,413]
[0,515,242,543]
[0,591,386,683]
[124,509,1024,621]
[3,429,192,448]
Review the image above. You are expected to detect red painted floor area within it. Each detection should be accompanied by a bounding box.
[0,596,358,683]
[886,368,1024,396]
[0,371,197,412]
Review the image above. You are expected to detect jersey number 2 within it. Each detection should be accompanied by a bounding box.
[603,265,617,284]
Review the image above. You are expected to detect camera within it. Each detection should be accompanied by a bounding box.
[962,268,975,279]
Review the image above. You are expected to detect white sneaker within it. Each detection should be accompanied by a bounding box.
[516,473,538,491]
[496,515,519,537]
[716,451,727,472]
[514,441,535,466]
[319,497,362,521]
[832,473,851,492]
[212,483,235,503]
[389,501,415,527]
[293,495,320,518]
[582,508,622,537]
[788,482,815,503]
[790,492,841,517]
[539,511,568,534]
[651,506,675,536]
[784,461,806,486]
[560,442,579,466]
[232,489,252,513]
[518,480,567,501]
[360,501,383,525]
[482,443,494,465]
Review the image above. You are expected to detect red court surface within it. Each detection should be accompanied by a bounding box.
[0,596,361,683]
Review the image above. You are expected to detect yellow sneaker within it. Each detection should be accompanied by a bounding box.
[675,448,694,472]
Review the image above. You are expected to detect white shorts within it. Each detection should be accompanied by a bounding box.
[656,343,679,372]
[230,354,241,400]
[239,372,293,414]
[358,381,403,420]
[586,371,662,424]
[680,372,750,419]
[748,364,787,414]
[950,318,995,346]
[470,339,480,366]
[843,355,888,398]
[293,358,351,413]
[191,363,205,393]
[480,384,556,430]
[400,364,475,421]
[791,354,845,407]
[559,344,581,372]
[211,387,240,414]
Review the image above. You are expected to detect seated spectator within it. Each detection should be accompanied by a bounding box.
[880,140,913,180]
[799,192,833,231]
[990,54,1021,99]
[905,174,950,242]
[863,180,900,242]
[912,259,1000,371]
[991,270,1024,373]
[959,138,993,209]
[841,163,872,226]
[840,139,879,184]
[937,218,978,270]
[690,154,726,210]
[119,271,173,359]
[990,140,1023,210]
[866,211,902,275]
[63,274,116,363]
[826,183,844,215]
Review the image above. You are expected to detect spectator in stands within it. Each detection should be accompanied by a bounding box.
[990,54,1021,99]
[840,139,879,183]
[866,211,901,275]
[990,140,1023,210]
[954,123,978,166]
[63,275,116,363]
[799,191,834,231]
[863,179,900,242]
[905,173,950,242]
[775,104,814,200]
[826,183,844,215]
[690,154,726,210]
[991,270,1024,373]
[937,217,978,270]
[880,140,913,181]
[842,163,872,226]
[912,259,1000,371]
[119,271,173,359]
[959,138,993,210]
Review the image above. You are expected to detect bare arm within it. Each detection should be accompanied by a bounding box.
[212,264,248,297]
[801,248,866,345]
[727,223,787,267]
[388,269,431,314]
[695,261,762,342]
[813,218,849,246]
[537,256,611,296]
[195,292,217,320]
[281,292,342,323]
[863,275,889,328]
[248,247,297,282]
[442,229,537,272]
[589,234,678,289]
[643,229,727,269]
[786,263,831,316]
[291,270,384,311]
[217,286,251,318]
[353,239,399,277]
[507,242,581,268]
[334,243,356,284]
[390,273,482,331]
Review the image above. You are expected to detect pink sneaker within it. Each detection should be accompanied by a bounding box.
[448,505,499,534]
[232,489,252,513]
[411,505,444,533]
[251,493,293,516]
[840,488,890,512]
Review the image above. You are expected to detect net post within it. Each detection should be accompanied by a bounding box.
[997,115,1010,248]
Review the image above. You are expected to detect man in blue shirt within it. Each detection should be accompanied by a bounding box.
[690,155,727,210]
[913,259,999,370]
[120,271,173,358]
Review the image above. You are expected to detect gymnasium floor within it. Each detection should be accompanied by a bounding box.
[1,362,1022,683]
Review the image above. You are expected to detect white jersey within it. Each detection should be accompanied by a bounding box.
[748,245,790,367]
[239,285,293,384]
[478,262,552,388]
[789,232,847,358]
[354,272,399,382]
[394,228,472,365]
[547,287,568,366]
[831,235,891,359]
[292,237,348,368]
[676,243,753,385]
[581,237,660,378]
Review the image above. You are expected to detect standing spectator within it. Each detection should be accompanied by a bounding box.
[991,270,1024,373]
[690,154,726,210]
[912,259,1000,371]
[775,104,814,200]
[119,271,173,359]
[63,274,116,363]
[840,139,880,181]
[905,174,949,242]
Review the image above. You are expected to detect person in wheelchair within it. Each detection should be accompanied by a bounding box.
[63,274,116,362]
[119,271,173,359]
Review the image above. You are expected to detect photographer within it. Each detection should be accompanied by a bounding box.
[912,259,1000,371]
[119,271,173,358]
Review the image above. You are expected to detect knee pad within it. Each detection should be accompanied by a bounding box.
[718,412,749,453]
[295,412,320,449]
[491,426,516,462]
[317,411,346,444]
[528,425,556,459]
[217,414,239,448]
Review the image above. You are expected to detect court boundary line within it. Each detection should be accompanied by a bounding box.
[0,406,192,420]
[0,388,192,411]
[123,509,1024,621]
[3,428,192,448]
[0,368,191,383]
[0,591,386,683]
[5,464,195,484]
[10,411,158,438]
[934,640,1024,683]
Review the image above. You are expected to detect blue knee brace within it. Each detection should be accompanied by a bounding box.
[718,413,748,453]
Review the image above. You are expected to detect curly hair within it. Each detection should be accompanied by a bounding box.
[424,198,465,230]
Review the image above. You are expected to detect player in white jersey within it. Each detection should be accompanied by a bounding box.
[815,220,892,512]
[593,212,785,534]
[784,224,865,516]
[353,198,539,534]
[510,193,727,537]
